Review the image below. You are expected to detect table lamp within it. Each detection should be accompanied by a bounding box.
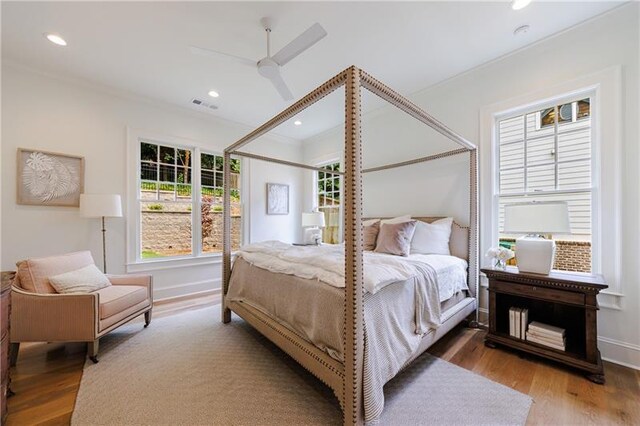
[80,194,123,273]
[302,211,326,245]
[503,201,570,275]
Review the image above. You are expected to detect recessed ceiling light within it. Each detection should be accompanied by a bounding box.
[511,0,532,10]
[294,120,302,126]
[44,33,67,46]
[208,90,220,98]
[513,25,530,36]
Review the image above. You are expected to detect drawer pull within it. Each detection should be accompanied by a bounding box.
[532,287,536,291]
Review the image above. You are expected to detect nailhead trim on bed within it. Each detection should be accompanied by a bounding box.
[343,66,365,425]
[225,70,348,153]
[230,300,345,386]
[221,65,480,426]
[362,148,469,173]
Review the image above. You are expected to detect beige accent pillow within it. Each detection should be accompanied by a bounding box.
[374,220,417,256]
[48,264,112,294]
[363,220,380,251]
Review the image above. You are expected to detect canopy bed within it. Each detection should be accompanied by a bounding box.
[221,66,479,425]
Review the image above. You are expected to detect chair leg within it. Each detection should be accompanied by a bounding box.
[9,342,20,367]
[144,310,152,328]
[88,339,99,363]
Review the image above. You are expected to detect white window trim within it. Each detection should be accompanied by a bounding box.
[125,127,246,271]
[480,66,623,309]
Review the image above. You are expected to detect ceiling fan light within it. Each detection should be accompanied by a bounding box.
[208,90,220,98]
[511,0,532,10]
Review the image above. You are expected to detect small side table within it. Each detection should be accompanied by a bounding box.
[482,267,608,384]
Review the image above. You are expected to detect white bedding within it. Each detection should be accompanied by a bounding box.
[238,241,467,297]
[236,241,468,330]
[407,253,468,302]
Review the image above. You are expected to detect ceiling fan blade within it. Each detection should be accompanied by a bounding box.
[267,71,294,101]
[189,46,256,67]
[271,23,327,66]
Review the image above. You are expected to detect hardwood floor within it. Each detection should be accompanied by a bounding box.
[7,295,639,425]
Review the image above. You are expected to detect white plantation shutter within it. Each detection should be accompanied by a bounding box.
[498,99,592,237]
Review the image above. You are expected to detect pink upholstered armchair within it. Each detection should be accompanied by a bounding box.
[10,251,152,364]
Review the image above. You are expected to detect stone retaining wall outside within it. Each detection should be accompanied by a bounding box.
[142,210,241,256]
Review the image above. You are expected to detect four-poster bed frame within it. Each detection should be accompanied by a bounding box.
[222,66,478,425]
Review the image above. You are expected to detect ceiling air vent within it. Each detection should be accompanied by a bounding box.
[190,98,218,111]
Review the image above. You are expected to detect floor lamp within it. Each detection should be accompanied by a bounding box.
[80,194,123,273]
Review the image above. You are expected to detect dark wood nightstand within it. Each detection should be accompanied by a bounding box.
[482,267,608,384]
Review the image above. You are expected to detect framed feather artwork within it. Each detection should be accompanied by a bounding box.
[17,148,85,207]
[266,183,289,215]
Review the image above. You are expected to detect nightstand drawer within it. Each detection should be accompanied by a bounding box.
[492,280,585,305]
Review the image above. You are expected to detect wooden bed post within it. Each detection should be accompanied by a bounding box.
[469,149,479,322]
[343,65,364,426]
[222,151,232,323]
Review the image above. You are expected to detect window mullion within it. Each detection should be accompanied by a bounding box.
[174,163,177,201]
[554,105,560,190]
[523,114,528,193]
[193,147,202,258]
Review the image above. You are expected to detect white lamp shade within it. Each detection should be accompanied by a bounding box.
[503,201,570,234]
[79,194,123,218]
[301,212,325,228]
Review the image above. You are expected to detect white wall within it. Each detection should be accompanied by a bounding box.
[304,79,472,224]
[1,63,304,300]
[244,140,304,244]
[303,4,640,368]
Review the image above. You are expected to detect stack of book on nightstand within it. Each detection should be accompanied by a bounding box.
[508,307,529,340]
[526,321,566,351]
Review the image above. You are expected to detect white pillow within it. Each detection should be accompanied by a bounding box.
[410,217,454,255]
[381,215,412,224]
[48,264,112,294]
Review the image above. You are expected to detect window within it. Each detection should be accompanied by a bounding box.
[200,153,242,254]
[317,162,341,244]
[497,97,593,273]
[139,141,241,259]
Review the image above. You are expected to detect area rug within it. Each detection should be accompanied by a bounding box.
[72,305,532,425]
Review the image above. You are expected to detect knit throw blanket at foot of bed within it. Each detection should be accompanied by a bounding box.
[71,305,532,425]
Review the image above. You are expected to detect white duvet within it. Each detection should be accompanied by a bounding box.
[407,253,469,301]
[236,241,469,330]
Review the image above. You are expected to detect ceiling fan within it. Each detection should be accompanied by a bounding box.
[190,18,327,101]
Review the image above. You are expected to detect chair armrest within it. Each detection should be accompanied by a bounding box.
[106,274,153,301]
[10,285,98,342]
[106,274,151,287]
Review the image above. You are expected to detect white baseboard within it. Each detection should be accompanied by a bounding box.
[155,288,221,305]
[153,278,221,301]
[598,336,640,370]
